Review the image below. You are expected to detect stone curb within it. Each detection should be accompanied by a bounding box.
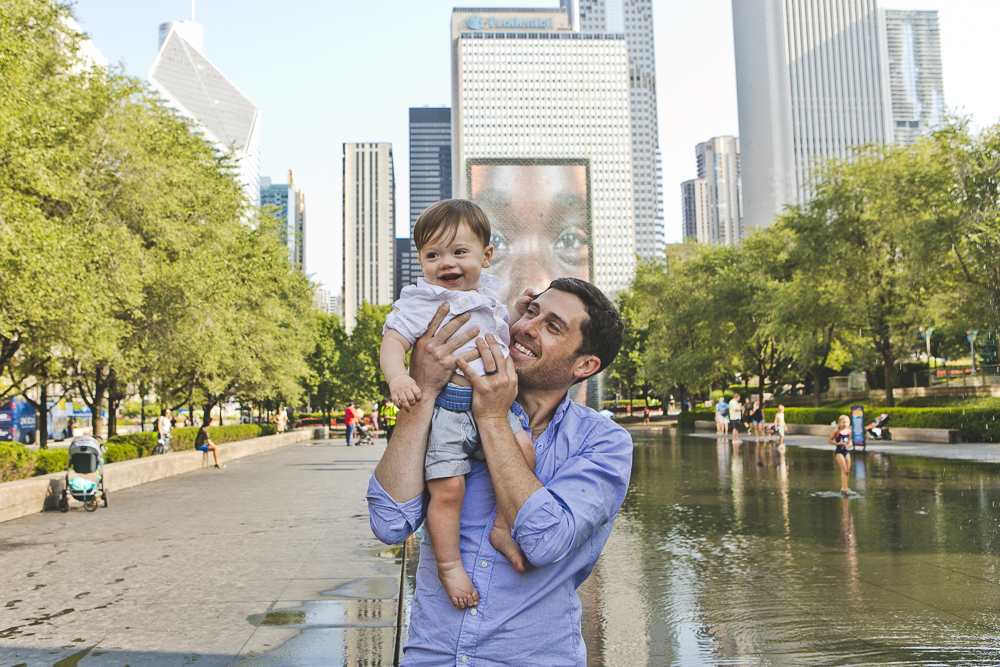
[0,429,312,524]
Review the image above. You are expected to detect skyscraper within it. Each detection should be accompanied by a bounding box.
[260,171,305,270]
[451,7,634,306]
[397,107,452,298]
[682,136,742,245]
[288,170,306,270]
[148,19,261,206]
[884,9,945,146]
[342,143,395,333]
[732,0,893,229]
[568,0,664,260]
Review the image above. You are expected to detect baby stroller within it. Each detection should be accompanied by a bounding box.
[59,436,107,513]
[866,413,891,440]
[354,423,375,446]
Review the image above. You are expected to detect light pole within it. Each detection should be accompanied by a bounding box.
[919,326,934,384]
[967,330,979,373]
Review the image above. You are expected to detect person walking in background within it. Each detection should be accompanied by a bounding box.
[830,415,854,495]
[370,403,380,436]
[729,393,743,443]
[344,401,361,446]
[750,399,764,440]
[642,404,650,425]
[155,408,172,455]
[379,398,398,442]
[773,405,787,450]
[715,396,729,434]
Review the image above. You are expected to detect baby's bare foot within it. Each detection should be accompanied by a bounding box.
[490,525,527,573]
[437,559,479,609]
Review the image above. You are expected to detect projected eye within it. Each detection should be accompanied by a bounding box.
[553,227,588,268]
[490,230,509,264]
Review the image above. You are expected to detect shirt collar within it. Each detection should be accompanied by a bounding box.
[415,273,499,294]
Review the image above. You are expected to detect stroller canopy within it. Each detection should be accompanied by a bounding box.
[68,436,103,474]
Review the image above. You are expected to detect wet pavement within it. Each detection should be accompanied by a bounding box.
[579,427,1000,665]
[0,436,400,667]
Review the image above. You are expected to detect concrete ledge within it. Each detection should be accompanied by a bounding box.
[0,429,313,524]
[694,421,715,432]
[786,424,837,437]
[889,427,961,444]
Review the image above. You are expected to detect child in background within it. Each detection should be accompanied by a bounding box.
[380,199,536,610]
[773,405,786,450]
[829,415,853,495]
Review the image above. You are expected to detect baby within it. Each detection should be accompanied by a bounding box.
[380,199,536,609]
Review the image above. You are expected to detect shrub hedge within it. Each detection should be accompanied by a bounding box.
[0,442,36,482]
[677,406,999,443]
[34,448,69,475]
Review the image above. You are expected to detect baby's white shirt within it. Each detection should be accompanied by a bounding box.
[382,274,510,377]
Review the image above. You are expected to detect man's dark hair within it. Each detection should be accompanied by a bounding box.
[160,408,168,417]
[544,277,624,382]
[202,417,212,427]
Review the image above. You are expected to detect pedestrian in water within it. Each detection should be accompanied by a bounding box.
[715,395,729,434]
[773,405,787,450]
[750,399,764,440]
[642,404,650,425]
[729,393,743,443]
[829,415,853,495]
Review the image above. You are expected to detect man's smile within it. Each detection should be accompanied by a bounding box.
[512,340,537,358]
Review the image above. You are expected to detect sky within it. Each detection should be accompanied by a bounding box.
[73,0,1000,296]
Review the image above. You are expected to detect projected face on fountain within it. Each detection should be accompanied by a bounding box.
[468,161,591,311]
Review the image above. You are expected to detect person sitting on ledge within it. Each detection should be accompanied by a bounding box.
[195,417,225,469]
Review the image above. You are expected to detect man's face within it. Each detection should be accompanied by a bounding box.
[509,289,597,390]
[470,163,589,309]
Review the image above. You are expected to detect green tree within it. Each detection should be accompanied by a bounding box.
[304,311,349,422]
[342,303,393,408]
[607,291,647,411]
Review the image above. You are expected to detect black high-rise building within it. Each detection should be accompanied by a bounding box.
[396,107,452,299]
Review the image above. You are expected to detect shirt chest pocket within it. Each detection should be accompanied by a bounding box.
[447,292,486,316]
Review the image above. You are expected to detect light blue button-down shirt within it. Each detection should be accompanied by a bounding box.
[367,394,633,666]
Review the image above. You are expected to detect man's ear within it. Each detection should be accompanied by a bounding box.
[573,355,601,382]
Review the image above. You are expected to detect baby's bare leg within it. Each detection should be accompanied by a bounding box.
[426,475,479,609]
[490,430,536,573]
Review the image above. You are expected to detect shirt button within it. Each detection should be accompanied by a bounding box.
[461,655,468,663]
[470,609,478,616]
[480,560,488,567]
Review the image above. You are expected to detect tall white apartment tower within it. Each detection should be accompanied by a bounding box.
[565,0,664,260]
[342,143,395,333]
[451,8,635,300]
[884,10,944,146]
[148,18,261,207]
[682,136,742,245]
[732,0,893,229]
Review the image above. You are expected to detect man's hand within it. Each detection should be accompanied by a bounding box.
[456,334,518,424]
[409,304,482,395]
[389,375,422,412]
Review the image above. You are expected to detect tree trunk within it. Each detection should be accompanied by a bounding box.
[34,384,49,449]
[758,357,766,409]
[882,356,896,407]
[812,366,823,408]
[107,368,120,437]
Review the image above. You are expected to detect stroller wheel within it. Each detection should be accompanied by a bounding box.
[84,498,98,512]
[59,498,69,513]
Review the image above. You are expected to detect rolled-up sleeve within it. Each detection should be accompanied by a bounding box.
[511,425,632,567]
[366,473,427,545]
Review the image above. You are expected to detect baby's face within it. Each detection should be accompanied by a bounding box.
[419,223,493,291]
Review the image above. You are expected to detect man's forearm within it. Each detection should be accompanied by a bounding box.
[373,396,435,503]
[478,417,543,524]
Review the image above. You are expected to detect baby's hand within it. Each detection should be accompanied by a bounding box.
[512,288,535,318]
[390,375,422,412]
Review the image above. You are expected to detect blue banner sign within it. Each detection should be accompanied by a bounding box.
[851,405,865,448]
[466,16,556,30]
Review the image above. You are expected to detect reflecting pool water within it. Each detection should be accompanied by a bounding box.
[580,428,1000,666]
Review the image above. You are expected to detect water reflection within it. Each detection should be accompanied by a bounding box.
[582,430,1000,666]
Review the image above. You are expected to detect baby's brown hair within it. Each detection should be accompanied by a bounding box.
[412,199,491,252]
